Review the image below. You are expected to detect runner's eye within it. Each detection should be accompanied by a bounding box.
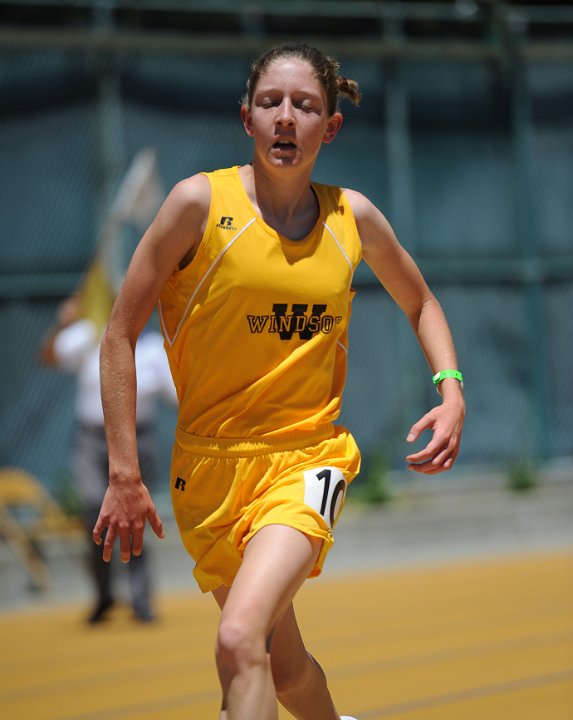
[258,98,279,109]
[294,99,317,113]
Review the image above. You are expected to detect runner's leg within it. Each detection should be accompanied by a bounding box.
[212,524,328,720]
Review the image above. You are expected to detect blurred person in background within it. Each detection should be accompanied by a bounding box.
[41,292,177,624]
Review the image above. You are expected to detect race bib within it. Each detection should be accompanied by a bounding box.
[303,466,347,529]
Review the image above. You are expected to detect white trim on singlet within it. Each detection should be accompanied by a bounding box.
[159,217,257,346]
[323,220,354,360]
[322,221,354,276]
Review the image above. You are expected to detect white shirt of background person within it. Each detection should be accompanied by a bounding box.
[52,319,177,426]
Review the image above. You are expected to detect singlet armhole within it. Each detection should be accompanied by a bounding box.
[339,187,364,263]
[171,172,215,278]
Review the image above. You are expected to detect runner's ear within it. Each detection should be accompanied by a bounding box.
[323,113,343,144]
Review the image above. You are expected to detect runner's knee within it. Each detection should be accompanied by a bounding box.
[216,618,267,675]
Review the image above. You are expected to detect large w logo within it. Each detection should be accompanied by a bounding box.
[272,303,327,340]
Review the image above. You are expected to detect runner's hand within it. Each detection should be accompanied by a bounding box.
[92,481,164,562]
[405,399,465,474]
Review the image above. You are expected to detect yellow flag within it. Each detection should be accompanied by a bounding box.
[78,260,116,333]
[78,148,164,332]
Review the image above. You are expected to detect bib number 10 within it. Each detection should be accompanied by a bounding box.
[303,467,347,530]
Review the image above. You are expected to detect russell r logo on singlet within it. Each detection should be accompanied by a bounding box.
[247,303,342,341]
[217,216,237,231]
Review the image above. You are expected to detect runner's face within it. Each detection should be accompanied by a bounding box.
[242,57,341,170]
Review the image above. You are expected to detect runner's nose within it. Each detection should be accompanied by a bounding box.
[276,99,295,126]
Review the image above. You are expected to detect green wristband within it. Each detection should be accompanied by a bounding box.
[432,369,464,388]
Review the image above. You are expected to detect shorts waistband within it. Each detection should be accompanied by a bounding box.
[174,425,335,457]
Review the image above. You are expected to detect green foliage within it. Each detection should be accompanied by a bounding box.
[506,459,539,493]
[352,450,394,505]
[53,470,83,518]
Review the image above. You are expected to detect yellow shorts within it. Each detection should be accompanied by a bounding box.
[169,424,361,593]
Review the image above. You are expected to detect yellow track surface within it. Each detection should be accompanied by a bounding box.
[1,551,572,719]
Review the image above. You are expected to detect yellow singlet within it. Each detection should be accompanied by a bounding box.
[158,166,362,438]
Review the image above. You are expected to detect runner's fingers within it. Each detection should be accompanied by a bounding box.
[118,525,132,563]
[148,507,165,539]
[131,524,145,557]
[409,445,460,474]
[433,433,462,468]
[405,433,448,464]
[408,458,448,474]
[102,526,117,563]
[406,413,433,443]
[430,443,456,468]
[407,459,435,474]
[92,516,106,546]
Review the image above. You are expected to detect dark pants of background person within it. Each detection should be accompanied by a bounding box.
[73,423,157,622]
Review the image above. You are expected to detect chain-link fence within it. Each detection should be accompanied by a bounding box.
[1,3,572,496]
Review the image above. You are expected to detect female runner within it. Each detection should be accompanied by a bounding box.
[94,43,465,720]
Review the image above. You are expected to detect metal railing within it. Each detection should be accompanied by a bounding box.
[0,1,572,60]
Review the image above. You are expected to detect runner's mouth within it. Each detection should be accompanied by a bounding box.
[273,141,297,150]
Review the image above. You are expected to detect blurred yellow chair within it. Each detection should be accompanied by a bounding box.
[0,467,81,591]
